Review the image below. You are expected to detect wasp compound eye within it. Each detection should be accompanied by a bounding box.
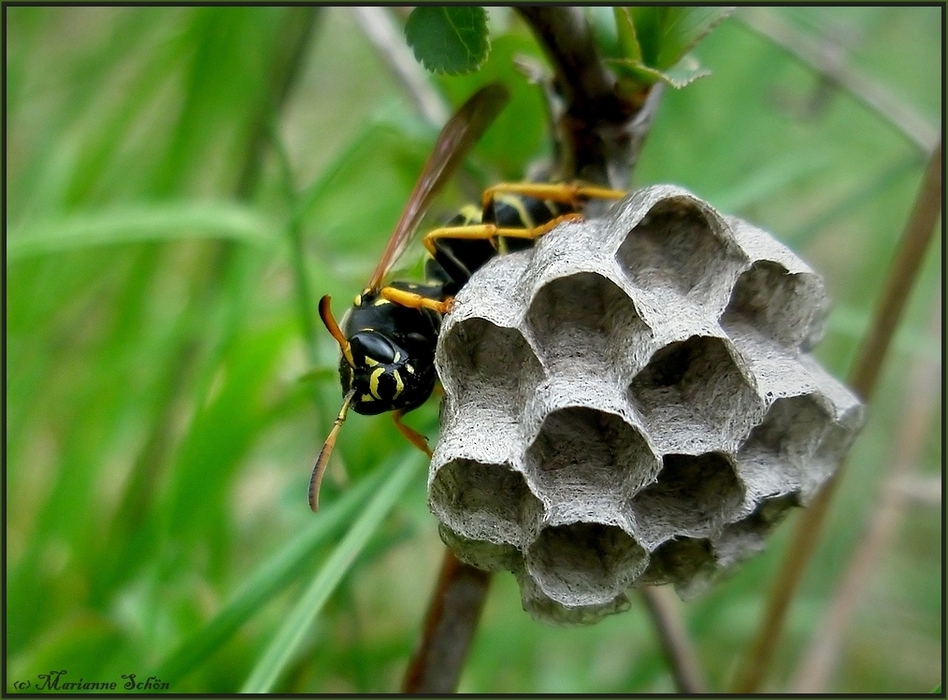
[431,185,865,624]
[349,331,398,365]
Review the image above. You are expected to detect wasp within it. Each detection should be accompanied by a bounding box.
[310,83,626,511]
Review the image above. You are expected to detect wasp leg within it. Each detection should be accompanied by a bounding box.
[481,182,626,210]
[380,286,454,315]
[422,216,583,256]
[393,409,432,458]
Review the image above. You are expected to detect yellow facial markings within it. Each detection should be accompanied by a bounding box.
[365,356,379,367]
[392,370,404,398]
[369,367,385,399]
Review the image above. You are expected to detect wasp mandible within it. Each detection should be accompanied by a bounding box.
[310,83,626,511]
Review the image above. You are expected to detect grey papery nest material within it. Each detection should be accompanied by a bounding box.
[429,185,864,623]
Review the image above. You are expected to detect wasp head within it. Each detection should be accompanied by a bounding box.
[340,329,433,415]
[319,294,436,418]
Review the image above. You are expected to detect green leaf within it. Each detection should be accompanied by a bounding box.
[585,7,623,61]
[6,202,279,260]
[405,7,490,75]
[609,53,711,89]
[607,7,731,89]
[240,450,424,692]
[613,6,643,64]
[625,7,733,70]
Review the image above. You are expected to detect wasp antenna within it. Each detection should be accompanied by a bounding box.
[309,389,357,512]
[318,295,354,367]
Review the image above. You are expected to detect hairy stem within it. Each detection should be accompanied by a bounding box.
[516,6,663,189]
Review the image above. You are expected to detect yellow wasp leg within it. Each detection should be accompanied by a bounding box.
[380,286,454,315]
[422,215,583,256]
[420,183,624,257]
[481,182,626,209]
[393,409,432,458]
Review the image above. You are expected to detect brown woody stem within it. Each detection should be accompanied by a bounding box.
[402,551,492,693]
[732,140,942,693]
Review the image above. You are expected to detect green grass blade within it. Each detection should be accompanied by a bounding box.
[7,202,279,260]
[153,464,389,684]
[240,450,424,693]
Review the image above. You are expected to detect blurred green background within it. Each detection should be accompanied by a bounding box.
[5,6,942,693]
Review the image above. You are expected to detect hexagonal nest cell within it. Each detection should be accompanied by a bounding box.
[431,184,865,623]
[526,521,648,607]
[628,335,765,454]
[429,458,543,546]
[631,452,745,548]
[722,259,828,350]
[525,271,650,381]
[525,406,656,510]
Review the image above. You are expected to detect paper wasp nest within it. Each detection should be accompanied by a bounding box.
[429,185,864,623]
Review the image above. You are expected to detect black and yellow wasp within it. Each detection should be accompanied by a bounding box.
[309,83,625,511]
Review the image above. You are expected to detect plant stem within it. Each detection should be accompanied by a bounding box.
[639,587,709,693]
[847,141,942,401]
[400,10,680,693]
[236,8,321,199]
[732,140,942,693]
[261,9,322,368]
[516,6,663,188]
[735,8,937,154]
[518,8,714,692]
[789,297,941,692]
[349,6,448,126]
[402,551,492,693]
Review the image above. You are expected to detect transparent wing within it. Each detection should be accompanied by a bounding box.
[366,83,510,292]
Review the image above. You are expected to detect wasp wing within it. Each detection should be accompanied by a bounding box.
[366,83,510,292]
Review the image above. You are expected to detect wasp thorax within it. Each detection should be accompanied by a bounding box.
[430,185,865,624]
